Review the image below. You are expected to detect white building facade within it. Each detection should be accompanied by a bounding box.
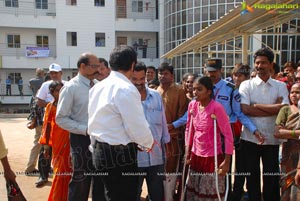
[0,0,161,102]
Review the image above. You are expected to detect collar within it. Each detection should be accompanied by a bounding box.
[145,87,154,100]
[110,71,131,84]
[78,73,91,87]
[214,79,226,89]
[253,76,275,87]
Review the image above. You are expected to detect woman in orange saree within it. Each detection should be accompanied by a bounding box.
[39,81,72,201]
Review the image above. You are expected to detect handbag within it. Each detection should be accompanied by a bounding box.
[6,181,27,201]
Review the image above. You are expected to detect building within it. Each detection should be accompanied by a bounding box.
[0,0,160,107]
[162,0,300,82]
[1,0,299,107]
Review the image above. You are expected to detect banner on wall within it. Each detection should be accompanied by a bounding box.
[26,47,50,58]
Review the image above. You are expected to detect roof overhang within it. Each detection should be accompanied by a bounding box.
[161,0,299,59]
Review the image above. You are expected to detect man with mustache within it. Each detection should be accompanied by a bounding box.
[96,57,110,81]
[156,62,188,201]
[239,48,289,201]
[56,52,104,201]
[131,62,170,201]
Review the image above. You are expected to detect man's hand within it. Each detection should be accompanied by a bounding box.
[275,96,283,104]
[254,130,264,145]
[167,124,175,132]
[4,168,16,183]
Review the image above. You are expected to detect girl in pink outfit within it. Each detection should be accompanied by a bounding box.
[185,76,233,201]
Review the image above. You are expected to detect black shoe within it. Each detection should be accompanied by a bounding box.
[25,169,39,176]
[35,177,48,188]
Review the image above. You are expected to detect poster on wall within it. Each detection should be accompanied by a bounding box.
[26,47,50,58]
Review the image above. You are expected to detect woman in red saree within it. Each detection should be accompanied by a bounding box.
[39,81,72,201]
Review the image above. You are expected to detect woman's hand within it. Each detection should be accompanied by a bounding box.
[218,154,231,176]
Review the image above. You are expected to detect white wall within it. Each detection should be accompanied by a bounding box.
[55,0,116,61]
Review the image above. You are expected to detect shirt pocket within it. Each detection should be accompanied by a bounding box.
[146,110,162,125]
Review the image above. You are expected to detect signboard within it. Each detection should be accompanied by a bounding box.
[26,47,50,58]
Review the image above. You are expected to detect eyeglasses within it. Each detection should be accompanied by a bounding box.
[86,64,100,68]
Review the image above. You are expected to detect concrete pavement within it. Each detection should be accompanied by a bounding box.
[0,115,148,201]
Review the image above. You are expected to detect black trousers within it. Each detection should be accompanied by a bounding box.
[68,134,105,201]
[241,140,280,201]
[230,137,247,201]
[93,141,139,201]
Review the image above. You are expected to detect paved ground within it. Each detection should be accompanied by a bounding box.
[0,115,148,201]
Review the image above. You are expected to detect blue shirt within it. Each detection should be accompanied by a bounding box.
[6,78,11,85]
[214,79,257,133]
[172,111,188,129]
[137,87,170,167]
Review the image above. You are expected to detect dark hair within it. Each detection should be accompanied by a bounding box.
[232,63,251,78]
[44,73,51,82]
[194,76,214,98]
[49,81,64,95]
[146,66,156,71]
[148,79,160,87]
[109,45,137,71]
[182,72,197,82]
[272,62,280,74]
[254,48,274,63]
[134,61,147,73]
[98,57,109,68]
[77,53,90,68]
[158,62,174,74]
[284,61,296,70]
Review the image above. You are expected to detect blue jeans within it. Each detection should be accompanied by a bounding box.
[93,141,139,201]
[137,165,165,201]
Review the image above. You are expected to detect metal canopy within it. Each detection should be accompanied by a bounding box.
[161,0,299,59]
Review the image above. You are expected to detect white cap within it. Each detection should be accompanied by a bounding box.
[49,63,62,72]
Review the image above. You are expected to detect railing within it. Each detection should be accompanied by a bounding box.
[0,0,56,16]
[0,84,32,96]
[0,43,56,57]
[116,5,157,20]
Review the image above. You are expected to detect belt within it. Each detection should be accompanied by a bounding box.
[95,141,137,150]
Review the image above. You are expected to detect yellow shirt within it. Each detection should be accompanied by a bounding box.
[0,130,8,160]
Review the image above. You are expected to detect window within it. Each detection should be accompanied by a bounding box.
[66,0,76,6]
[132,1,143,12]
[7,34,20,48]
[95,33,105,47]
[5,0,18,7]
[95,0,104,7]
[36,0,48,9]
[67,32,77,46]
[36,36,49,47]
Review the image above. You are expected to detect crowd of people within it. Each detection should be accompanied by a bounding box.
[1,46,300,201]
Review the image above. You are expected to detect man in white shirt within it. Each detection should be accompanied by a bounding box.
[239,48,289,201]
[88,45,154,201]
